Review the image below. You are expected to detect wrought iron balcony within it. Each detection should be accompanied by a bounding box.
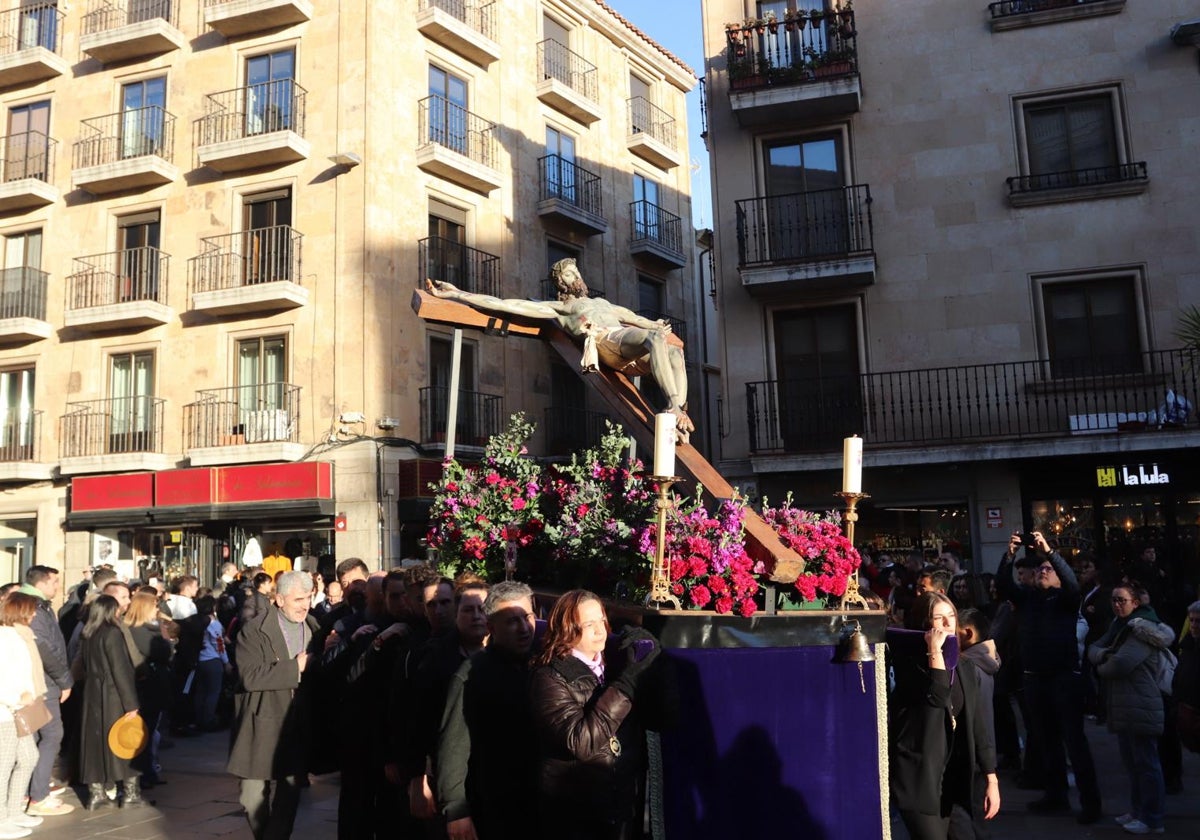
[627,97,680,169]
[192,226,303,292]
[72,106,177,192]
[202,0,312,38]
[59,396,165,458]
[630,200,684,268]
[636,309,687,349]
[416,0,499,66]
[184,383,300,449]
[544,406,609,454]
[537,39,601,124]
[537,154,605,235]
[68,247,168,309]
[0,266,47,321]
[989,0,1126,31]
[0,410,40,462]
[416,95,501,193]
[419,386,503,449]
[419,237,498,297]
[197,80,308,172]
[736,184,873,266]
[80,0,183,64]
[0,131,57,213]
[0,4,66,87]
[1006,161,1148,206]
[745,348,1200,454]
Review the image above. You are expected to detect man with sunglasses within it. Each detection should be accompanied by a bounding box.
[997,530,1103,825]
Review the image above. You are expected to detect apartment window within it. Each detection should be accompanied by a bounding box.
[763,134,848,258]
[109,350,154,451]
[545,126,576,202]
[428,334,480,441]
[774,304,860,448]
[633,174,661,241]
[6,101,50,181]
[246,49,297,135]
[0,367,35,459]
[629,74,651,133]
[120,76,167,159]
[2,230,42,320]
[117,211,161,301]
[543,14,568,48]
[637,275,663,314]
[1042,277,1141,377]
[426,201,466,287]
[243,188,293,283]
[428,65,468,154]
[18,2,57,51]
[237,335,286,399]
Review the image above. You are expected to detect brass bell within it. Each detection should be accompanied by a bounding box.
[833,620,875,663]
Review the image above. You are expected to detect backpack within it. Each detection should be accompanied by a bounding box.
[1154,647,1178,696]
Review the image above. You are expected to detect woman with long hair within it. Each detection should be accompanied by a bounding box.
[889,591,1000,839]
[125,589,172,786]
[79,594,140,810]
[528,590,666,840]
[0,592,46,838]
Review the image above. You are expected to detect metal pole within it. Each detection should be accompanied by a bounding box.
[445,328,462,460]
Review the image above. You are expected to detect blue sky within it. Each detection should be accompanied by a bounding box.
[604,0,713,230]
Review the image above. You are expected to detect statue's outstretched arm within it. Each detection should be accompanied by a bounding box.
[609,302,669,332]
[425,279,561,320]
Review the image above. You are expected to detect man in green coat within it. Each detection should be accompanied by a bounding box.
[227,570,320,840]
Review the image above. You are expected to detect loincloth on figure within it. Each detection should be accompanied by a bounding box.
[580,326,652,377]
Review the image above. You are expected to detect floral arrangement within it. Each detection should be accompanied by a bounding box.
[761,494,861,608]
[654,497,761,617]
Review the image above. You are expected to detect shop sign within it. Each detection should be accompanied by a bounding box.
[71,473,154,511]
[216,462,334,504]
[1096,464,1170,488]
[156,468,216,506]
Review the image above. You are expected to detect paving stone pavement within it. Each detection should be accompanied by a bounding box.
[17,719,1200,839]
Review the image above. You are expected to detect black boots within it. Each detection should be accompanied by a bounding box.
[123,776,145,808]
[86,783,113,811]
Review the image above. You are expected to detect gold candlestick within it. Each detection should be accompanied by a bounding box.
[645,476,682,610]
[836,491,870,611]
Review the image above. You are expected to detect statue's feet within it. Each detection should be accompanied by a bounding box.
[666,407,694,444]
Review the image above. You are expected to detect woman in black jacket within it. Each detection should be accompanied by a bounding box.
[125,589,173,786]
[529,590,663,840]
[890,592,1000,839]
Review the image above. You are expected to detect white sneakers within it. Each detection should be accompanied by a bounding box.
[0,820,32,839]
[1122,819,1165,835]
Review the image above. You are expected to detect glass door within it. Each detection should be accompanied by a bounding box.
[243,189,292,284]
[0,368,34,459]
[428,66,467,154]
[5,101,49,181]
[109,351,154,453]
[773,304,860,449]
[546,126,576,203]
[121,77,166,159]
[246,49,296,135]
[764,135,847,260]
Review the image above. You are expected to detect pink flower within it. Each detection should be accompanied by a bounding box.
[738,598,757,618]
[689,584,712,608]
[714,596,734,614]
[485,472,501,485]
[512,498,527,511]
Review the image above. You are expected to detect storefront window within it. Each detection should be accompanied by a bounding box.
[0,517,35,583]
[860,504,971,563]
[1030,498,1097,561]
[1100,494,1166,567]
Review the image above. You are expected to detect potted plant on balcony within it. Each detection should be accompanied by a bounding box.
[764,9,779,34]
[813,47,854,78]
[784,8,806,32]
[729,53,769,90]
[725,21,743,45]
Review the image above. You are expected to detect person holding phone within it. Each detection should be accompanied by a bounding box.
[889,591,1000,839]
[528,590,671,840]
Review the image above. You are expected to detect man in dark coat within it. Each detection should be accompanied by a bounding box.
[227,570,320,840]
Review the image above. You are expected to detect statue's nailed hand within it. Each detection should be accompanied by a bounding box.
[655,319,673,335]
[425,278,458,297]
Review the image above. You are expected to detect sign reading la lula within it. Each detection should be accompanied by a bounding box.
[1096,464,1170,488]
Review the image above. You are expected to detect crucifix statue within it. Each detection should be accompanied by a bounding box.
[425,258,694,440]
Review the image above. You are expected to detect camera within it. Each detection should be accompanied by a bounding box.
[1020,532,1038,548]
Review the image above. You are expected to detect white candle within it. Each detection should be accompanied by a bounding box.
[653,413,676,477]
[842,435,863,494]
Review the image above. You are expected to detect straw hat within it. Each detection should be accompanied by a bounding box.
[108,714,148,760]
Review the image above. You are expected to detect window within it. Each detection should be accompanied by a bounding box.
[428,65,468,154]
[2,230,42,320]
[0,367,35,459]
[237,336,288,438]
[243,188,293,283]
[633,174,661,241]
[117,211,161,302]
[426,202,466,287]
[109,350,155,452]
[629,74,650,133]
[545,125,576,202]
[427,334,481,443]
[763,134,848,259]
[18,1,57,51]
[121,77,167,159]
[128,0,171,25]
[773,304,860,448]
[6,101,50,181]
[637,275,663,315]
[1042,277,1141,377]
[246,49,296,135]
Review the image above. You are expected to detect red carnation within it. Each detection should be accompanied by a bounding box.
[689,584,712,608]
[715,596,734,614]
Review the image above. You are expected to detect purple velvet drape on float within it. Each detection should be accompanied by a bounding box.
[660,646,882,840]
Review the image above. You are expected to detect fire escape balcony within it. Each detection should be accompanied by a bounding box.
[537,39,601,125]
[419,386,503,450]
[202,0,313,38]
[745,348,1200,456]
[196,80,309,173]
[416,0,499,67]
[79,0,185,65]
[416,95,501,194]
[0,131,58,214]
[184,382,303,466]
[537,154,606,236]
[629,200,685,269]
[65,246,173,331]
[189,225,306,314]
[735,185,875,295]
[0,411,51,481]
[988,0,1126,32]
[0,4,67,88]
[0,266,51,343]
[627,97,681,170]
[419,237,499,297]
[724,8,861,127]
[59,395,171,475]
[72,106,178,194]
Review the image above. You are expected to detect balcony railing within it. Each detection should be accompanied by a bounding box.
[636,309,688,349]
[418,95,497,169]
[746,348,1200,453]
[538,38,597,101]
[418,237,498,297]
[538,154,602,217]
[627,97,676,150]
[736,185,873,266]
[0,410,39,462]
[725,8,857,91]
[67,247,168,309]
[60,395,164,458]
[1006,161,1148,196]
[199,80,306,145]
[191,226,303,292]
[544,406,608,454]
[420,0,494,39]
[81,0,177,34]
[184,383,300,448]
[0,131,55,182]
[419,386,503,448]
[73,106,175,168]
[0,266,47,321]
[631,200,683,255]
[0,3,61,54]
[989,0,1114,19]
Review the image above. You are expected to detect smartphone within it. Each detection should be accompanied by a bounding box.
[1021,532,1037,548]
